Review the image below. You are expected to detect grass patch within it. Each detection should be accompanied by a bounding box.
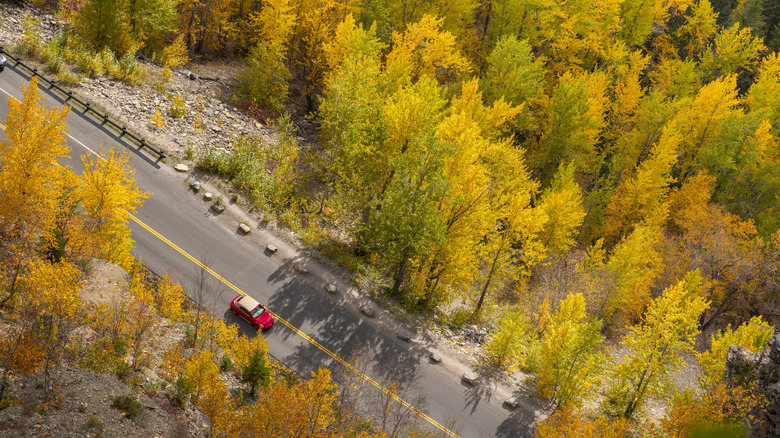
[111,395,142,418]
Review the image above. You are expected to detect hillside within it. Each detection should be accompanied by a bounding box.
[1,0,780,436]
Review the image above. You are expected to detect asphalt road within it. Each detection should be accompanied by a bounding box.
[0,62,535,438]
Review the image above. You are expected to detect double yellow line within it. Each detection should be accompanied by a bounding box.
[130,214,460,437]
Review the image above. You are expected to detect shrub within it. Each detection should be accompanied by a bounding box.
[116,53,145,84]
[169,94,187,118]
[220,354,234,372]
[111,395,142,418]
[17,15,44,58]
[171,377,191,408]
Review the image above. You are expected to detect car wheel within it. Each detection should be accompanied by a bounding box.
[230,308,237,315]
[0,66,4,72]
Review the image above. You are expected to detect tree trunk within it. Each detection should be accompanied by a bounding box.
[474,247,502,317]
[0,261,22,309]
[392,252,409,295]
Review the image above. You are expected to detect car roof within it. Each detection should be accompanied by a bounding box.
[236,295,261,309]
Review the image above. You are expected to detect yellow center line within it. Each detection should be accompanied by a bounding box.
[130,214,460,437]
[0,90,461,437]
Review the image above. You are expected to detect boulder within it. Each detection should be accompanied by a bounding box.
[725,341,780,437]
[325,284,337,294]
[462,371,479,385]
[174,164,189,172]
[769,334,780,364]
[360,305,374,318]
[238,223,251,234]
[203,192,213,201]
[397,332,411,342]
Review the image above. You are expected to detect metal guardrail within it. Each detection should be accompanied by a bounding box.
[0,47,166,161]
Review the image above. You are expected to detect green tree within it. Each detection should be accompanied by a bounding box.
[241,348,271,396]
[317,17,386,218]
[127,0,178,54]
[530,72,607,185]
[73,0,137,54]
[479,35,544,130]
[361,128,449,301]
[603,271,709,419]
[240,0,296,113]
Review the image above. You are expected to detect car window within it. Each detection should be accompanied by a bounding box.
[250,305,265,319]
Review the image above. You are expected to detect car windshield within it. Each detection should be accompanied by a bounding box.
[250,305,265,319]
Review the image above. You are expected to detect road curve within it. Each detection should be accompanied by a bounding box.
[0,63,535,438]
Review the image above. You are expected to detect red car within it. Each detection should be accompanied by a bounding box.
[230,295,274,330]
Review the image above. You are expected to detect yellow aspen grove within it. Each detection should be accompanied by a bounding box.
[603,224,663,326]
[674,0,718,58]
[409,79,522,300]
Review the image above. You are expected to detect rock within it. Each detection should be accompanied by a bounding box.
[211,125,222,132]
[265,244,278,254]
[503,399,520,410]
[360,305,375,318]
[189,181,201,191]
[430,353,442,363]
[211,204,224,214]
[174,163,189,172]
[294,264,309,274]
[397,332,411,342]
[238,223,251,234]
[462,371,479,385]
[325,284,337,294]
[203,192,213,201]
[769,334,780,364]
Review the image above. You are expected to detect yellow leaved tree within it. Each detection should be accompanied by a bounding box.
[384,15,471,89]
[697,316,774,385]
[535,293,606,409]
[602,122,680,243]
[0,77,70,307]
[603,271,709,419]
[78,148,149,271]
